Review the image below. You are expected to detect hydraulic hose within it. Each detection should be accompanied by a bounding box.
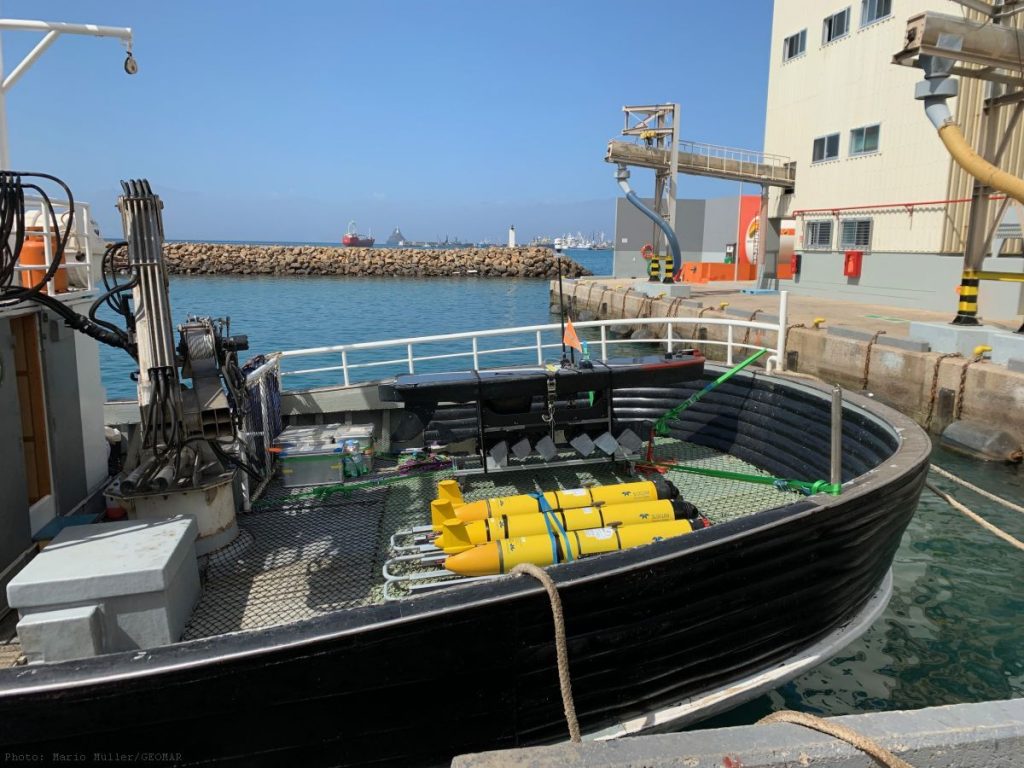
[615,164,681,267]
[917,52,1024,205]
[937,124,1024,205]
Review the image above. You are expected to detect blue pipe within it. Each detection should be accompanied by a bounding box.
[616,165,681,269]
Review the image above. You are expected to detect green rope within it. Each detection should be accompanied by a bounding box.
[648,461,840,496]
[655,348,768,436]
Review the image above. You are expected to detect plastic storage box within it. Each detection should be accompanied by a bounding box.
[278,441,347,487]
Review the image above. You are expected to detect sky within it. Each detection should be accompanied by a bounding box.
[2,1,773,243]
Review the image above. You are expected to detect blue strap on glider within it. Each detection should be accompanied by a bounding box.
[529,493,574,563]
[530,493,559,564]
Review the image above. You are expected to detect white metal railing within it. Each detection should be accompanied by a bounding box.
[242,355,283,500]
[274,291,789,390]
[10,195,98,295]
[677,140,795,184]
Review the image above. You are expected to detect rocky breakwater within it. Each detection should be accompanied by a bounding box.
[162,243,591,278]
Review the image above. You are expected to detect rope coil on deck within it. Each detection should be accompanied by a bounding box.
[758,711,915,768]
[510,563,582,744]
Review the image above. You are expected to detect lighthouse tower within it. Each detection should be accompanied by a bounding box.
[508,225,516,248]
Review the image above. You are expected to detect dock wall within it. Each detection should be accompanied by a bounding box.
[554,281,1024,447]
[163,244,591,279]
[452,698,1024,767]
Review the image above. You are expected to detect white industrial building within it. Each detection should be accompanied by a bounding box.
[765,0,1024,318]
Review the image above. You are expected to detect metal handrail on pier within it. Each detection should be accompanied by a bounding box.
[273,293,789,389]
[605,139,796,187]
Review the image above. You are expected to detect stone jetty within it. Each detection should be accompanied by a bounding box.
[162,243,591,278]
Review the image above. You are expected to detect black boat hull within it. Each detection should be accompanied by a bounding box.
[0,369,929,767]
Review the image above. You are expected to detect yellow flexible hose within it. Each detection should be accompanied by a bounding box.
[938,122,1024,204]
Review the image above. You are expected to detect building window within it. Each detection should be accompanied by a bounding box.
[805,220,833,250]
[822,8,850,44]
[783,29,807,61]
[812,133,840,163]
[850,124,881,155]
[861,0,892,26]
[840,219,872,250]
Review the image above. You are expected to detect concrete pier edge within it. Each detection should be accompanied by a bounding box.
[451,698,1024,767]
[553,280,1024,448]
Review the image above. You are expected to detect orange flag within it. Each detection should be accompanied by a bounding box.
[563,318,583,352]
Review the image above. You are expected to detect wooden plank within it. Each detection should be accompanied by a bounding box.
[10,315,51,503]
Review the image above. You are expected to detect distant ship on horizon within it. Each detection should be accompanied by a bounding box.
[342,220,375,247]
[385,227,407,246]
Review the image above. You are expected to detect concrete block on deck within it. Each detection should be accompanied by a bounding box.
[8,518,200,662]
[989,331,1024,366]
[16,605,102,664]
[680,299,703,309]
[908,322,994,357]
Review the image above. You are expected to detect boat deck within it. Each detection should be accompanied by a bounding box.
[182,438,804,640]
[0,439,805,660]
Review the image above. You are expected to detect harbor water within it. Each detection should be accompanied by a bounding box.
[98,247,1022,727]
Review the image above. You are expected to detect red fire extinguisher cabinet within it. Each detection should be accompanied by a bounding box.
[843,250,863,278]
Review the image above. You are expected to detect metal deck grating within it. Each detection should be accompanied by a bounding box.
[181,440,803,637]
[650,439,803,522]
[183,484,389,639]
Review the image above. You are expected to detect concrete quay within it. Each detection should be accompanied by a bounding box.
[552,278,1024,449]
[452,698,1024,768]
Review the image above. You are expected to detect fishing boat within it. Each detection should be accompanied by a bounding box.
[342,220,375,247]
[0,172,930,766]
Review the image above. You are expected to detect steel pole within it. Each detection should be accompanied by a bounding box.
[0,31,8,169]
[830,385,843,490]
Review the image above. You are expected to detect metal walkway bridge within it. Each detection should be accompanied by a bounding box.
[606,139,796,188]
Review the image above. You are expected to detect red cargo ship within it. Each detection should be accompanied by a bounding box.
[342,221,374,247]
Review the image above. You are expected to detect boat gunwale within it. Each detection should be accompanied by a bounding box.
[0,368,931,697]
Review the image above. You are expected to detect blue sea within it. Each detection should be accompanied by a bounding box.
[97,244,1023,727]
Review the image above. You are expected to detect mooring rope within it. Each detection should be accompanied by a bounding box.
[758,711,915,768]
[861,330,886,390]
[693,305,715,341]
[955,353,986,421]
[741,308,763,346]
[929,464,1024,515]
[925,481,1024,552]
[510,563,582,743]
[924,352,962,431]
[783,322,805,360]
